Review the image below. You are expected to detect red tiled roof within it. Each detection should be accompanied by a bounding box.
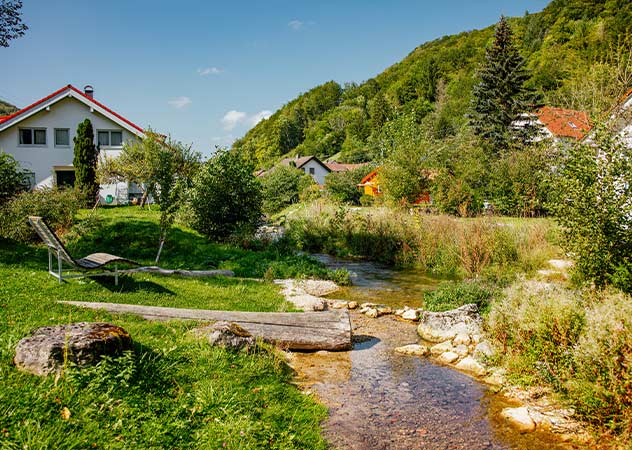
[0,84,144,134]
[325,162,365,172]
[536,106,591,140]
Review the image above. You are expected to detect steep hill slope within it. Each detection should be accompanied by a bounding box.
[0,99,18,116]
[233,0,632,167]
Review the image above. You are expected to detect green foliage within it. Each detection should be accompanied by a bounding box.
[549,125,632,293]
[469,17,541,150]
[324,165,373,205]
[0,0,28,47]
[190,149,262,241]
[261,165,314,215]
[0,188,79,242]
[0,152,24,202]
[423,280,495,313]
[73,119,99,206]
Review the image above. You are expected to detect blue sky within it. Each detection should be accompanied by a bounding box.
[1,0,549,155]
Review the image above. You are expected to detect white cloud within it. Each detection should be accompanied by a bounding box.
[168,96,192,109]
[288,20,304,31]
[220,109,273,131]
[198,67,222,76]
[221,110,247,130]
[249,110,272,126]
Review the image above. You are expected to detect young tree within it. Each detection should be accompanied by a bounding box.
[0,0,28,47]
[469,16,540,150]
[260,165,313,215]
[550,125,632,293]
[190,149,262,241]
[325,164,375,205]
[73,119,99,205]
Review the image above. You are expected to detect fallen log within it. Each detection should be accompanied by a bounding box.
[119,266,234,277]
[59,301,352,351]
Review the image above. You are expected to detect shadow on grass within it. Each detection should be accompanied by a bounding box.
[92,276,176,295]
[0,237,49,269]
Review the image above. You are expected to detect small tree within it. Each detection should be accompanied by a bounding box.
[469,16,540,150]
[190,149,262,241]
[324,165,374,205]
[73,119,99,205]
[550,125,632,293]
[0,0,28,48]
[0,152,24,202]
[260,165,313,214]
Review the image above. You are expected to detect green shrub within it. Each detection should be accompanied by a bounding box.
[324,165,373,205]
[0,152,25,202]
[0,188,79,242]
[260,165,314,214]
[486,280,585,387]
[567,290,632,430]
[190,149,262,241]
[423,280,495,313]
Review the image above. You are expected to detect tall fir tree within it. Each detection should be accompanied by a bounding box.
[469,16,540,150]
[73,119,99,205]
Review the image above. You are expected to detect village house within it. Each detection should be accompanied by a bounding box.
[0,84,146,204]
[258,155,366,185]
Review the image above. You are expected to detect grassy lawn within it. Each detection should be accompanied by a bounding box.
[0,207,329,449]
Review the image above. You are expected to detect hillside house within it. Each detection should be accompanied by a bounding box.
[0,84,146,204]
[535,106,592,141]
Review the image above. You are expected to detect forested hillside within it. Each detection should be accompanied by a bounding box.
[233,0,632,168]
[0,99,18,116]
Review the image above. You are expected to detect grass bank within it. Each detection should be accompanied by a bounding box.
[0,207,331,449]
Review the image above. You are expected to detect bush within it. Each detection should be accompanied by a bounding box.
[190,149,262,241]
[260,165,314,214]
[423,280,495,313]
[0,152,25,202]
[324,165,373,205]
[0,188,80,242]
[550,125,632,293]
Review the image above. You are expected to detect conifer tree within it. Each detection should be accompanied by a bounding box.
[469,16,540,150]
[73,119,99,205]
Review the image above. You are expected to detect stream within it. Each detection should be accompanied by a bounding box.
[290,255,580,450]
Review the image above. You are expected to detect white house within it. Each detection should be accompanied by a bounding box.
[0,84,146,204]
[278,155,332,185]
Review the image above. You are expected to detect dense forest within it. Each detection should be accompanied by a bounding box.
[0,99,18,116]
[233,0,632,170]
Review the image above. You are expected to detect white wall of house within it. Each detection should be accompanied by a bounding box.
[299,159,330,185]
[0,96,141,204]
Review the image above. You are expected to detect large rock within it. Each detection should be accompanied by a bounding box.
[430,341,454,356]
[455,356,486,376]
[14,322,132,376]
[438,351,460,364]
[198,321,256,351]
[417,304,482,343]
[501,407,537,432]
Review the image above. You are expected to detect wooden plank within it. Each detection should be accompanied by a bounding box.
[59,301,352,351]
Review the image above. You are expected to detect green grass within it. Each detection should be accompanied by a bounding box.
[0,207,330,449]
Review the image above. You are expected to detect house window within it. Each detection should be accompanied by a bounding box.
[54,129,70,146]
[97,130,123,147]
[309,167,315,175]
[19,128,46,145]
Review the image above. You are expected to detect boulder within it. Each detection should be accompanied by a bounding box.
[376,305,393,315]
[453,332,471,346]
[330,300,349,309]
[394,344,429,357]
[438,351,460,364]
[365,308,379,318]
[417,304,482,343]
[474,341,494,360]
[455,356,486,376]
[501,407,536,432]
[298,280,340,297]
[430,341,454,356]
[14,322,132,376]
[201,321,256,351]
[347,301,358,310]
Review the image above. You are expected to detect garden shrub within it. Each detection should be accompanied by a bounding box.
[260,165,314,215]
[0,152,25,202]
[190,149,262,241]
[0,188,79,242]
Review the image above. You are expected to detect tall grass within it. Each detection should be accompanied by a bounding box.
[487,280,632,438]
[286,201,559,278]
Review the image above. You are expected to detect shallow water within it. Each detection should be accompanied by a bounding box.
[292,254,581,449]
[312,253,445,308]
